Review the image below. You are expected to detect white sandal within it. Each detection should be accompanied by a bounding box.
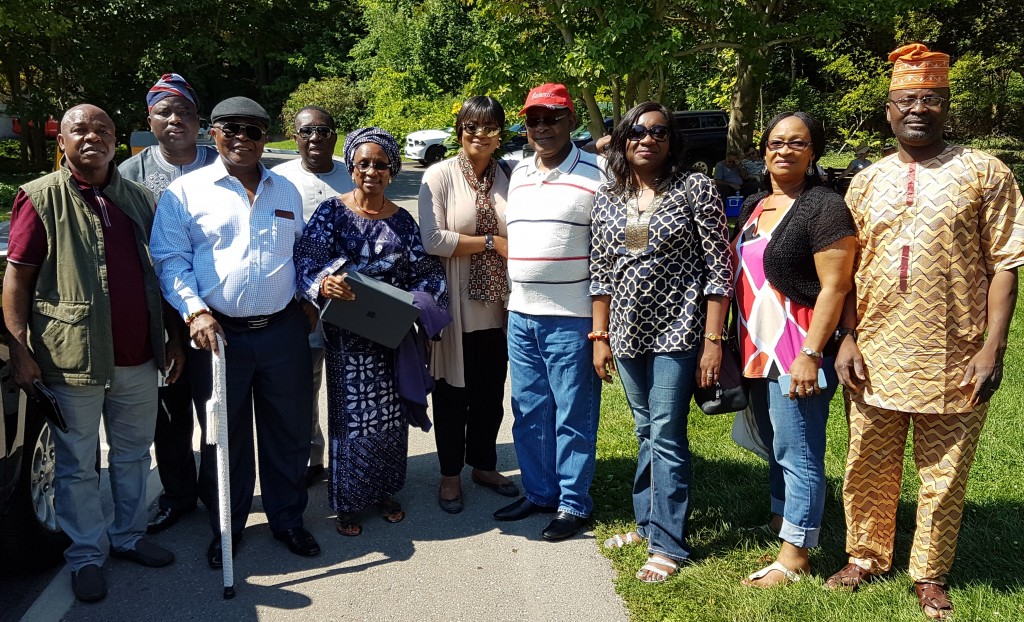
[603,531,644,549]
[636,555,678,583]
[742,561,802,587]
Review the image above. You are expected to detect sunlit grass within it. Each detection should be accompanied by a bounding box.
[592,297,1024,621]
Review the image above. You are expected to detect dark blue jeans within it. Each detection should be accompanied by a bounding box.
[615,350,698,563]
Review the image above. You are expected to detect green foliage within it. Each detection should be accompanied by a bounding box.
[281,78,366,136]
[361,67,460,145]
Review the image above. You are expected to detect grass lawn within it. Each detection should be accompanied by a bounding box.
[591,296,1024,621]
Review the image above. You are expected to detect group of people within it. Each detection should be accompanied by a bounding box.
[2,42,1020,622]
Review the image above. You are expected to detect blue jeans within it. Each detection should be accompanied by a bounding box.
[507,312,601,517]
[49,361,159,571]
[615,351,697,563]
[748,358,838,548]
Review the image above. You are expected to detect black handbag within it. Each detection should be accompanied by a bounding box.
[694,303,749,415]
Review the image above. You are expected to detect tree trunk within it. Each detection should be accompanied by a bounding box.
[728,52,759,155]
[581,87,605,139]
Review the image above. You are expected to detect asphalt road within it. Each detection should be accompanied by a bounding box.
[3,157,628,622]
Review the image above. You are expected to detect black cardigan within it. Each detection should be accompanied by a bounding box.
[733,185,856,309]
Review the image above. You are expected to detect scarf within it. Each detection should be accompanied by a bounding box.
[457,151,508,304]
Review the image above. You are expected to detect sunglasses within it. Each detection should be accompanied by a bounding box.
[215,122,266,142]
[766,139,811,152]
[354,160,391,172]
[462,123,501,138]
[627,124,670,142]
[297,125,334,139]
[525,114,567,128]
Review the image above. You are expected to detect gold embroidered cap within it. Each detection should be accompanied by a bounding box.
[889,43,949,91]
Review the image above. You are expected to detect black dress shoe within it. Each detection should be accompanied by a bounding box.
[305,464,325,488]
[146,506,194,535]
[207,533,243,569]
[71,564,107,603]
[273,527,321,557]
[493,496,557,521]
[110,538,175,567]
[542,512,588,541]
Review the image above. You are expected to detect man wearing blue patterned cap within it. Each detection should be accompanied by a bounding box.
[119,72,218,536]
[151,96,322,569]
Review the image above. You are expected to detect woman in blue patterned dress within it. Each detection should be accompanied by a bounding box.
[295,128,447,536]
[590,102,733,582]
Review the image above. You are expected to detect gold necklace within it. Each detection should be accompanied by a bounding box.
[354,203,383,216]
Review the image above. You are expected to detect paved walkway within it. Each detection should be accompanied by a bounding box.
[23,376,627,622]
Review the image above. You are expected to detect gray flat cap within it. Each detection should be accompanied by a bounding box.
[211,96,270,125]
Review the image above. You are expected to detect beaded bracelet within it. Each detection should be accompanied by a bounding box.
[587,330,610,342]
[185,308,211,326]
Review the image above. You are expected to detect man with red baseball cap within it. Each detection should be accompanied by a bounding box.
[494,83,606,542]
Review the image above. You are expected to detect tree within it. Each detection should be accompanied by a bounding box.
[281,78,366,135]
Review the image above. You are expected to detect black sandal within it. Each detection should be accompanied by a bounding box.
[336,513,362,536]
[377,498,405,523]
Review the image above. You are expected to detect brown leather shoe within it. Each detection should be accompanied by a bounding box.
[915,582,953,620]
[824,563,875,591]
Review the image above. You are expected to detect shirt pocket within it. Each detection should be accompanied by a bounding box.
[31,299,92,374]
[271,212,298,254]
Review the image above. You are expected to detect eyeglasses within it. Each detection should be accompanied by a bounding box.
[215,122,266,142]
[462,123,501,138]
[353,160,391,172]
[525,114,567,128]
[888,96,947,114]
[627,124,670,142]
[296,125,334,139]
[766,139,811,152]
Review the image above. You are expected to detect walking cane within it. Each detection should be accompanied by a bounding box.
[205,334,235,599]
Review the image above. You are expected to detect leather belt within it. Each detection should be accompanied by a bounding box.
[212,300,297,331]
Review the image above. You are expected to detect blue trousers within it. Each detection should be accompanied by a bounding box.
[615,351,697,563]
[507,312,601,518]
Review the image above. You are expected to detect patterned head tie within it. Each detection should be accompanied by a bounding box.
[344,127,402,177]
[147,73,199,111]
[889,43,949,91]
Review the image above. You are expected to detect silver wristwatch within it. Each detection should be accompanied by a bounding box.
[484,233,495,251]
[800,346,822,360]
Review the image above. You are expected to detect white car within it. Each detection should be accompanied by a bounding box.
[404,127,453,165]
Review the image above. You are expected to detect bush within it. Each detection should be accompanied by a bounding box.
[361,67,460,146]
[280,78,366,137]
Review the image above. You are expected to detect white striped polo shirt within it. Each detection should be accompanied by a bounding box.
[506,144,606,317]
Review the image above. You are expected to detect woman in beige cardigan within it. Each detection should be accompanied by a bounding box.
[418,96,519,513]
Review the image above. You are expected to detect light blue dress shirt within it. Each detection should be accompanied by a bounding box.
[151,156,305,320]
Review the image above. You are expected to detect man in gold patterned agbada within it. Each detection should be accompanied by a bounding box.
[825,43,1024,621]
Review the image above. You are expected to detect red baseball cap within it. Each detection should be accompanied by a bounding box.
[519,83,574,116]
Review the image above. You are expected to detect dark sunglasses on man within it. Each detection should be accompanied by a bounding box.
[297,125,334,139]
[215,122,266,142]
[627,124,670,142]
[525,114,567,129]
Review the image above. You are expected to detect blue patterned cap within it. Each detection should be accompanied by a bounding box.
[343,127,402,177]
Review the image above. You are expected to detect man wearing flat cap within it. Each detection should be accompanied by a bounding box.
[826,43,1024,621]
[119,72,218,535]
[150,96,321,568]
[493,83,606,542]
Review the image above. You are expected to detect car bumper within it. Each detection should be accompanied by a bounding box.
[404,145,428,159]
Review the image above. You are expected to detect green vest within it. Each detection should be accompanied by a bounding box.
[19,163,165,386]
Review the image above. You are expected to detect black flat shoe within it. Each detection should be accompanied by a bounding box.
[273,527,321,557]
[207,533,243,569]
[471,473,520,498]
[110,538,175,567]
[438,494,464,514]
[542,512,588,541]
[146,506,194,535]
[493,496,557,521]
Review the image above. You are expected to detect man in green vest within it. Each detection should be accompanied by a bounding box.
[2,104,183,603]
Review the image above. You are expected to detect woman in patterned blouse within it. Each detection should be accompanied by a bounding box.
[590,102,734,583]
[731,112,857,587]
